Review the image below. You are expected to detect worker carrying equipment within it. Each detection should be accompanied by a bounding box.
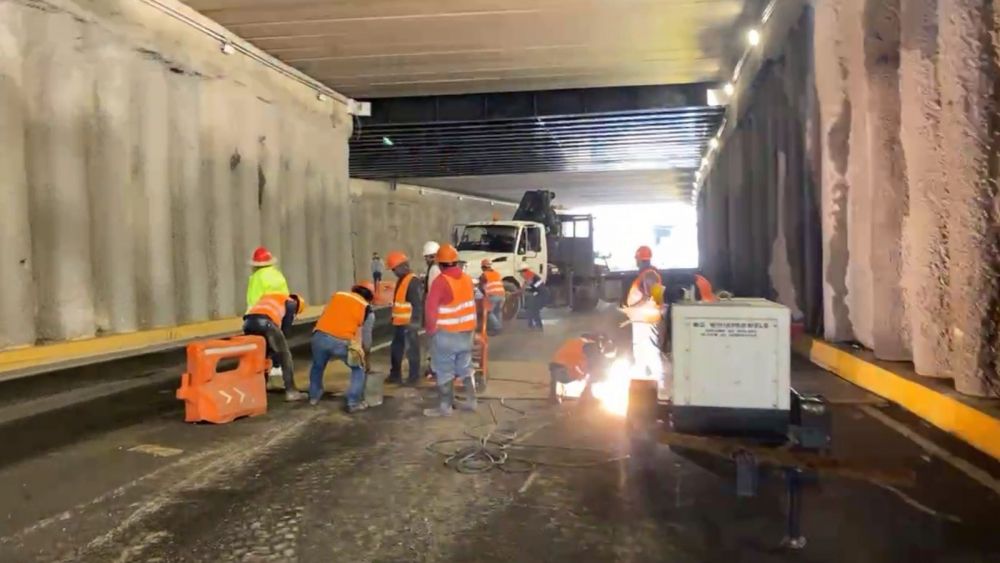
[309,282,375,413]
[243,293,307,401]
[480,259,505,335]
[424,248,478,417]
[549,333,616,404]
[386,250,424,385]
[623,246,664,381]
[246,246,289,311]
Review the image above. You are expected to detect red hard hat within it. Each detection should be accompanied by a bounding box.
[386,250,409,270]
[436,244,460,264]
[250,246,275,266]
[635,245,653,261]
[481,258,492,268]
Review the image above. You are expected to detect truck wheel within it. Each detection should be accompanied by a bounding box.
[571,286,599,312]
[502,281,521,321]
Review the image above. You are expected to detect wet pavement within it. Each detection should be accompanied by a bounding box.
[1,307,1000,562]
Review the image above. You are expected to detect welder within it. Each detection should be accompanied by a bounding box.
[549,332,616,404]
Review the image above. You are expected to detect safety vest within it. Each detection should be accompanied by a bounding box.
[553,338,589,380]
[438,274,477,333]
[392,273,415,326]
[247,293,288,326]
[246,266,289,311]
[695,274,717,302]
[626,267,663,323]
[315,291,368,341]
[482,270,505,297]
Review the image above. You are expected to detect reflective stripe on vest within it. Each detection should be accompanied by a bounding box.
[392,273,414,326]
[315,291,368,341]
[247,293,288,326]
[438,274,477,332]
[627,267,663,323]
[483,270,505,297]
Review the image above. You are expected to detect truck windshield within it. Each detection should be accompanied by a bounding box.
[457,225,517,253]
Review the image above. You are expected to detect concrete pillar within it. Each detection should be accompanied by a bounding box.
[938,0,999,396]
[0,5,36,348]
[87,39,138,334]
[24,13,97,341]
[304,155,324,300]
[258,103,283,272]
[199,79,236,318]
[168,72,210,324]
[230,91,261,313]
[814,0,855,341]
[864,0,909,360]
[900,0,949,376]
[131,58,176,329]
[280,118,310,297]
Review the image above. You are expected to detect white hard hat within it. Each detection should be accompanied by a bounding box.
[422,241,440,256]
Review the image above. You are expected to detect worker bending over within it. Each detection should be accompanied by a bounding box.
[244,293,307,402]
[550,333,615,404]
[622,245,664,381]
[386,251,424,385]
[520,267,546,331]
[309,282,375,412]
[480,259,506,335]
[424,244,478,416]
[246,246,289,311]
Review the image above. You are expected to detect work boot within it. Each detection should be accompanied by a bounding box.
[285,390,307,402]
[456,377,478,411]
[268,367,284,390]
[346,401,369,414]
[385,374,402,385]
[423,380,455,417]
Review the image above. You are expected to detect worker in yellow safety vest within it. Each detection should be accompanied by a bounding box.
[386,250,424,385]
[309,282,376,413]
[246,246,289,311]
[243,293,307,401]
[480,259,506,335]
[423,244,478,416]
[622,245,664,381]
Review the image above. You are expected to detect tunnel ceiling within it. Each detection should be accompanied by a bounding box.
[184,0,748,99]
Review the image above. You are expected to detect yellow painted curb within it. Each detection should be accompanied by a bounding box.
[796,337,1000,461]
[0,306,324,379]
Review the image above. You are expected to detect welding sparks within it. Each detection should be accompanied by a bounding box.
[591,359,632,417]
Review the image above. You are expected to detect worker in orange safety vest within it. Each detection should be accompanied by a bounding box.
[386,250,424,385]
[243,293,307,401]
[479,259,506,335]
[622,245,664,381]
[549,333,616,404]
[423,244,478,417]
[309,282,375,412]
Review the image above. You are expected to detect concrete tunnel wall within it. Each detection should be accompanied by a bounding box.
[0,0,501,352]
[698,3,1000,397]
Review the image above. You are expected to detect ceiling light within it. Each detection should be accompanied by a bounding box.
[220,42,236,55]
[747,29,761,47]
[709,138,720,150]
[317,93,328,102]
[723,82,735,96]
[702,157,709,167]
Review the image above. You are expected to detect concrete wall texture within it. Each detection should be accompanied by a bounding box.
[699,3,1000,397]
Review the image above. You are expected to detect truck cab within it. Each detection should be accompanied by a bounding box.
[455,220,548,286]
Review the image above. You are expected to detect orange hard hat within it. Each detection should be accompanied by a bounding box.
[250,246,275,266]
[481,258,492,268]
[436,243,460,264]
[386,250,409,270]
[635,245,653,261]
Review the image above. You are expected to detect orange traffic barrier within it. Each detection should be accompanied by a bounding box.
[176,335,268,423]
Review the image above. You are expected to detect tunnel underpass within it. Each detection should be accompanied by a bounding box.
[2,0,1000,561]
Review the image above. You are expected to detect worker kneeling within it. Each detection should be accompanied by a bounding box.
[424,244,478,417]
[386,250,424,385]
[309,282,375,412]
[550,333,616,404]
[243,293,307,402]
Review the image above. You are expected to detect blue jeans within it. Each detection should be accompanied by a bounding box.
[430,331,473,386]
[309,331,365,406]
[487,296,504,332]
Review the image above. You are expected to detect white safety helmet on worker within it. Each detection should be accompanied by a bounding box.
[422,241,440,257]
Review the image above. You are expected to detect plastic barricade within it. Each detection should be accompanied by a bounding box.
[176,335,269,423]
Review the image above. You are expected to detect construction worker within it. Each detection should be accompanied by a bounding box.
[246,246,289,310]
[423,244,477,417]
[422,241,442,290]
[243,293,307,401]
[371,252,384,287]
[309,282,375,412]
[480,259,506,334]
[550,333,616,404]
[622,245,664,381]
[520,267,546,331]
[386,251,424,385]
